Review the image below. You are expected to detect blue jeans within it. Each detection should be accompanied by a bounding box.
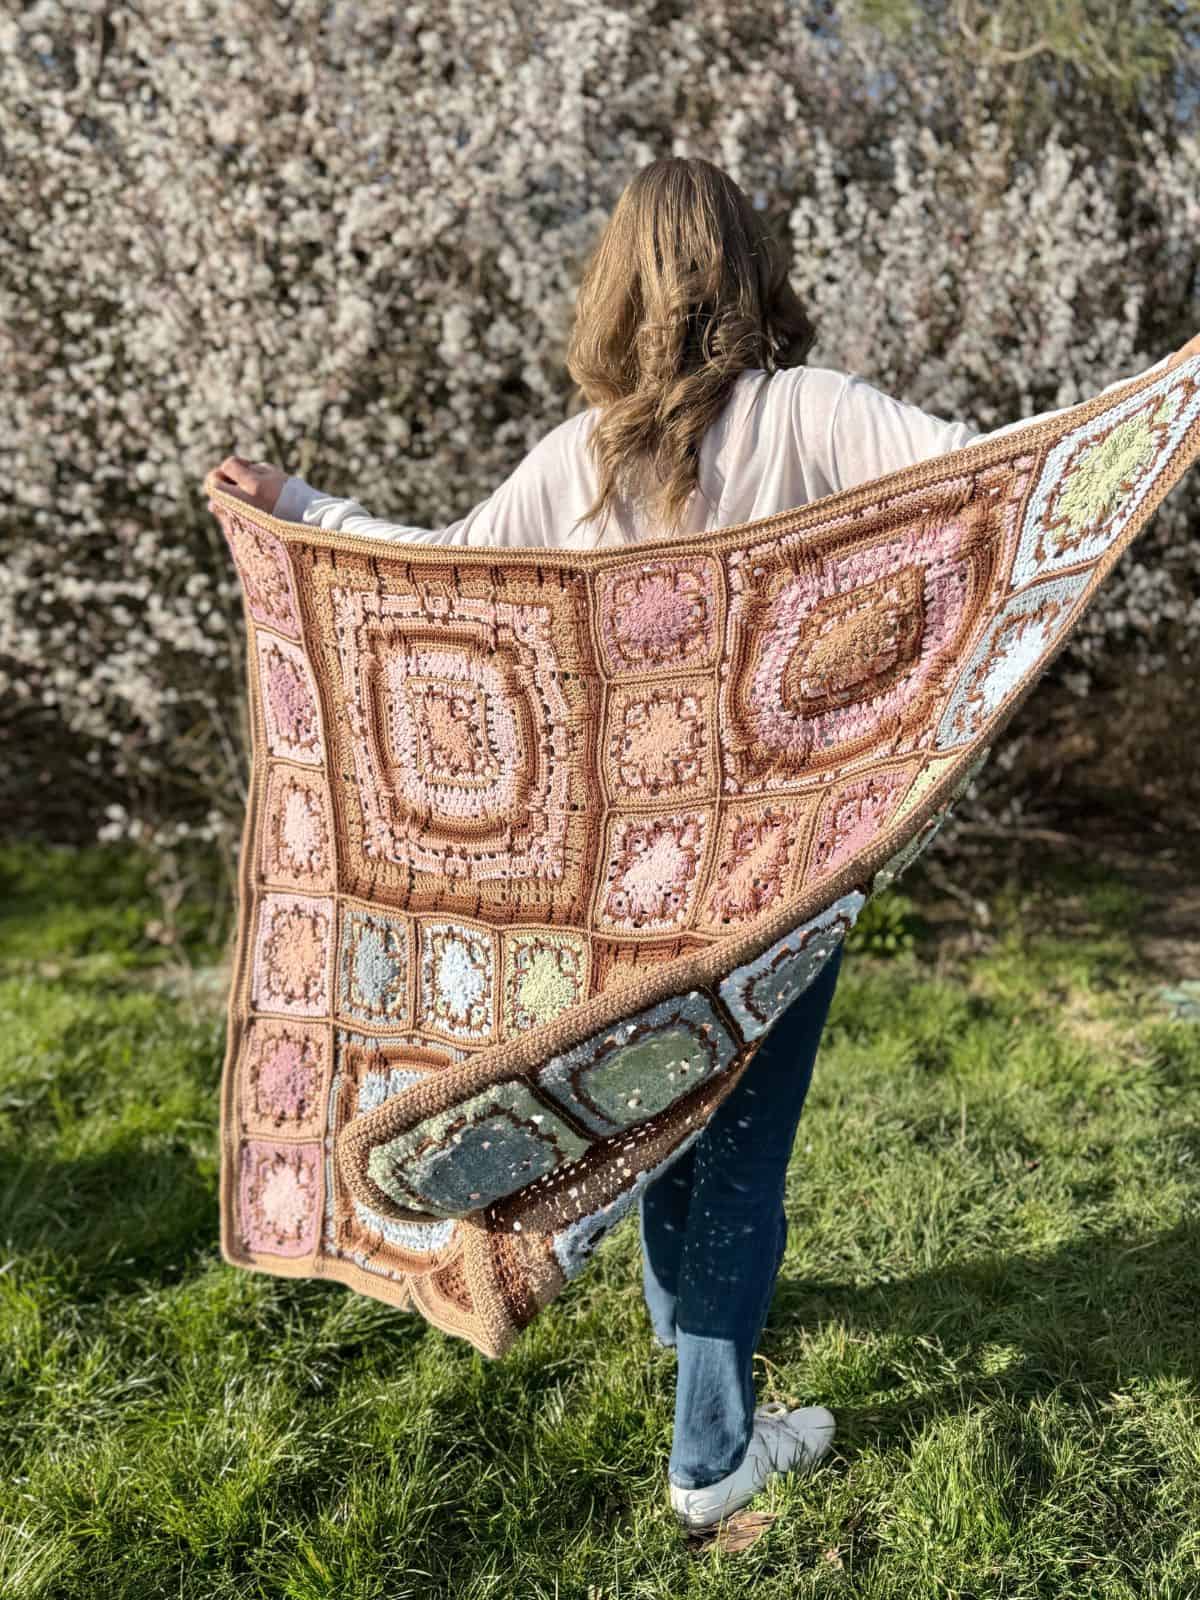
[638,940,845,1490]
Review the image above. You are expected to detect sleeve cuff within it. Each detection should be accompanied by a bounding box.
[272,475,323,523]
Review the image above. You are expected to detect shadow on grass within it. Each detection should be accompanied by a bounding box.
[770,1217,1200,1438]
[1,1137,217,1296]
[7,1126,1200,1382]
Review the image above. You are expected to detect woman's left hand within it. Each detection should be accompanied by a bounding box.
[1167,332,1200,371]
[214,455,288,513]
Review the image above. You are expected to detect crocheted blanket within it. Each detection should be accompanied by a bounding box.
[205,356,1200,1358]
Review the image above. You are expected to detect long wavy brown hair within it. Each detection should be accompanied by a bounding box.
[565,156,817,543]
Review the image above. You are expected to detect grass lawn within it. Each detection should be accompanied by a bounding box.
[1,835,1198,1598]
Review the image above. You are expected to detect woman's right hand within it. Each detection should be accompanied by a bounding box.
[213,455,289,513]
[1167,332,1200,370]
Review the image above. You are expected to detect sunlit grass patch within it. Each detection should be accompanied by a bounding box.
[1,840,1198,1598]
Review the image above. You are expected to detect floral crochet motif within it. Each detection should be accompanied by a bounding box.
[239,1139,321,1257]
[251,892,334,1017]
[503,931,588,1035]
[257,634,323,765]
[222,513,302,639]
[261,766,334,889]
[598,812,710,932]
[241,1019,330,1138]
[598,557,719,673]
[607,680,714,800]
[419,922,496,1043]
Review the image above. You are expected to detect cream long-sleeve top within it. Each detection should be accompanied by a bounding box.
[270,358,1172,548]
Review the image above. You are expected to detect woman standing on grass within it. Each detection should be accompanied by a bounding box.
[213,155,1187,1534]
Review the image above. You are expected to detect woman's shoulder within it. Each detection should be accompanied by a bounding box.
[487,406,599,529]
[767,362,853,404]
[515,406,597,474]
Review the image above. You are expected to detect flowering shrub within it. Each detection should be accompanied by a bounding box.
[2,1,1197,875]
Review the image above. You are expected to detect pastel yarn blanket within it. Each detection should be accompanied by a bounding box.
[205,356,1200,1357]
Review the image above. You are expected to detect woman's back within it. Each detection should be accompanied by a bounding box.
[270,363,986,547]
[272,354,1165,546]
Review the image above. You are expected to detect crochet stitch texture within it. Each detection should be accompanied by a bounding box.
[206,356,1200,1358]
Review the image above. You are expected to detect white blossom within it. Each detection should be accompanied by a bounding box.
[1,2,1196,853]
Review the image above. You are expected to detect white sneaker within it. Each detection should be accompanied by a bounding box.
[668,1400,835,1531]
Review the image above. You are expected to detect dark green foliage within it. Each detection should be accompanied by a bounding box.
[845,892,923,958]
